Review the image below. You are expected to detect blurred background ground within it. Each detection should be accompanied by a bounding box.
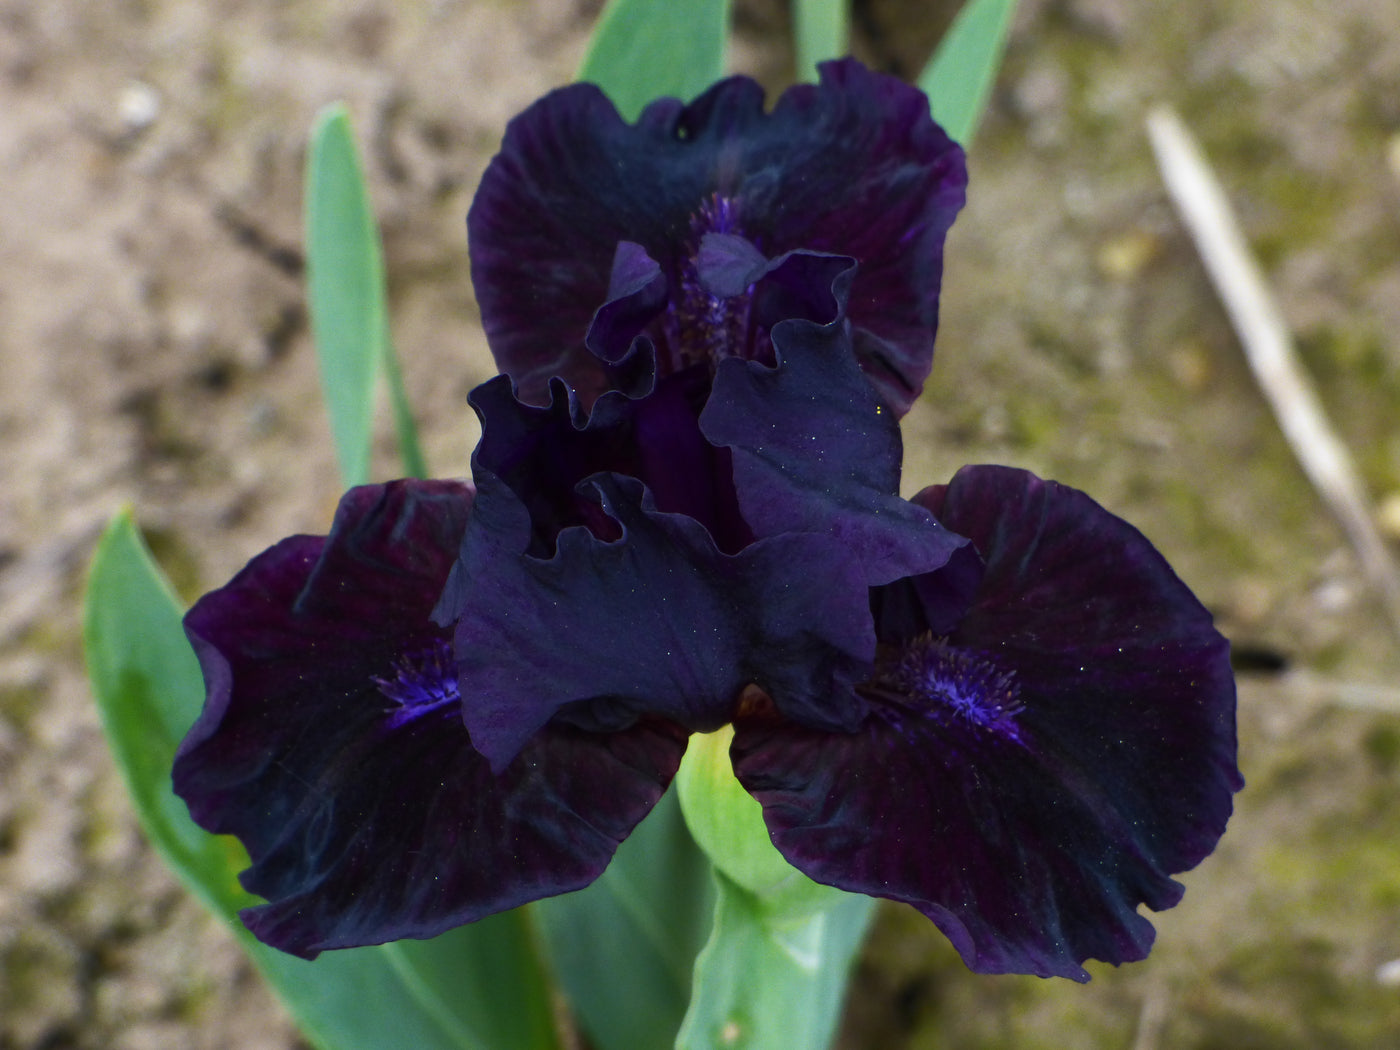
[2,0,1399,1047]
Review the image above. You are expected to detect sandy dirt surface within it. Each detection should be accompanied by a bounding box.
[2,0,1400,1047]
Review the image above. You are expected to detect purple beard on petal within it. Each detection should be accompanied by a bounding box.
[373,637,460,726]
[863,634,1025,744]
[664,196,753,371]
[636,198,854,380]
[584,226,856,400]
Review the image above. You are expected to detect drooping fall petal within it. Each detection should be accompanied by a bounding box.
[734,465,1241,980]
[173,479,686,958]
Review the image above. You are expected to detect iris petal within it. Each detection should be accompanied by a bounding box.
[173,479,686,958]
[469,58,965,413]
[439,364,744,560]
[695,232,770,298]
[702,317,973,585]
[585,241,669,364]
[450,473,875,773]
[734,465,1240,980]
[916,466,1242,877]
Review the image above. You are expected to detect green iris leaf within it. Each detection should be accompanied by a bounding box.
[534,789,716,1050]
[677,872,877,1050]
[306,105,426,486]
[579,0,733,121]
[919,0,1020,148]
[672,726,878,1050]
[793,0,849,82]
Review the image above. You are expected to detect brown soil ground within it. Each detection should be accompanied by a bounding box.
[3,0,1400,1047]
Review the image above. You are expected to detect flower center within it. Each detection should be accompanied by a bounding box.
[877,635,1023,740]
[373,637,459,723]
[665,194,754,371]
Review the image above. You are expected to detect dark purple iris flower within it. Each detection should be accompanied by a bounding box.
[170,59,1238,975]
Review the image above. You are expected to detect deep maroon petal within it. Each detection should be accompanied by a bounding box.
[734,465,1240,980]
[238,712,685,959]
[469,59,965,412]
[745,250,855,338]
[468,81,717,404]
[701,316,972,585]
[450,473,875,773]
[173,479,685,958]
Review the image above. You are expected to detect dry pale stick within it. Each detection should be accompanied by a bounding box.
[1147,106,1400,646]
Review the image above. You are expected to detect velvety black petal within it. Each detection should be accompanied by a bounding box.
[701,316,973,585]
[742,248,856,350]
[734,465,1240,980]
[743,59,967,413]
[916,465,1242,879]
[468,82,661,407]
[451,473,875,773]
[173,479,686,958]
[468,58,965,412]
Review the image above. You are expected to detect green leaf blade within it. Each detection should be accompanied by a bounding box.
[918,0,1020,148]
[247,929,557,1050]
[306,104,386,487]
[578,0,733,121]
[84,510,253,918]
[535,789,716,1050]
[380,314,429,480]
[793,0,849,82]
[675,874,877,1050]
[84,512,558,1050]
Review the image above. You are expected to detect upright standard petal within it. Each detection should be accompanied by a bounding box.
[734,465,1241,980]
[173,479,686,958]
[468,58,965,413]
